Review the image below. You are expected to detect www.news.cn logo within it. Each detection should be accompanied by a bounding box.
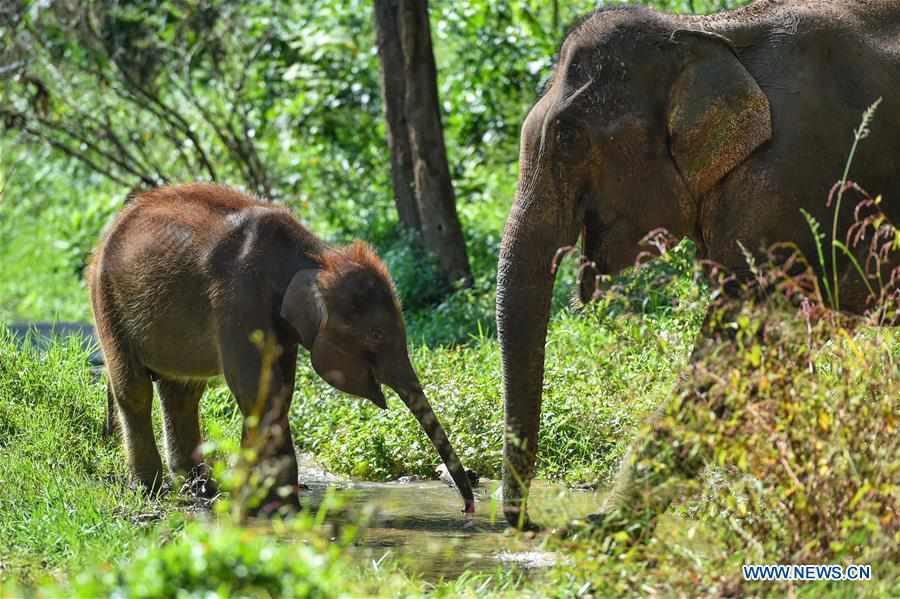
[743,564,872,582]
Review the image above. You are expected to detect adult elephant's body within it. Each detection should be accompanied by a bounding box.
[498,1,900,527]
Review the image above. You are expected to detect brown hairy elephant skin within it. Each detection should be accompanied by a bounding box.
[88,183,475,513]
[498,1,900,527]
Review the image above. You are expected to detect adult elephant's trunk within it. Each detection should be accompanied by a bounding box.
[497,150,581,528]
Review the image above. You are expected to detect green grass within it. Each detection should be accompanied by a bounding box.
[0,330,179,585]
[541,297,900,597]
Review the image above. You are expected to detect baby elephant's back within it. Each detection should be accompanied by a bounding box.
[93,185,251,304]
[89,184,262,376]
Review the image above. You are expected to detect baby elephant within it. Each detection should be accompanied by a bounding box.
[88,183,475,513]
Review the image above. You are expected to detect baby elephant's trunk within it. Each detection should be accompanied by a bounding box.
[378,343,475,513]
[397,387,476,513]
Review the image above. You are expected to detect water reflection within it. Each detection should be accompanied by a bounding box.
[299,478,604,581]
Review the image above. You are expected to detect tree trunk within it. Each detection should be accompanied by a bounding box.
[396,0,472,286]
[373,0,421,232]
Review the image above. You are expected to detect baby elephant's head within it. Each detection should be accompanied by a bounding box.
[284,241,410,407]
[281,241,475,511]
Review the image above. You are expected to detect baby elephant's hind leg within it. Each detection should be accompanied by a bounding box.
[107,355,164,493]
[157,378,214,496]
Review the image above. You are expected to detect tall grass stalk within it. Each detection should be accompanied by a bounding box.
[801,208,832,306]
[831,97,882,309]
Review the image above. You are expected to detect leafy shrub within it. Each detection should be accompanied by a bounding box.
[378,231,451,311]
[682,300,898,564]
[555,296,899,597]
[37,521,354,599]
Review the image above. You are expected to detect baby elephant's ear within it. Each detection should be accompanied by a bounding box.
[281,269,325,349]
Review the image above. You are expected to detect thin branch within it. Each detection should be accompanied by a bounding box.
[20,123,132,187]
[33,113,156,185]
[98,75,201,174]
[23,19,210,182]
[169,74,255,188]
[102,110,168,184]
[42,84,163,183]
[78,15,219,182]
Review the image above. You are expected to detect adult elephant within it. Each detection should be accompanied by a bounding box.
[497,1,900,528]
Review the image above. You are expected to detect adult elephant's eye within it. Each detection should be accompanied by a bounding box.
[370,328,385,343]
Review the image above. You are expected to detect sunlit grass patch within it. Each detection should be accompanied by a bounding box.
[0,327,178,585]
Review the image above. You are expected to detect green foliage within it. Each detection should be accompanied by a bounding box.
[0,0,755,320]
[287,339,503,481]
[0,140,117,321]
[0,325,170,584]
[6,1,897,597]
[692,307,898,566]
[378,231,451,311]
[547,299,899,597]
[30,521,354,599]
[7,291,895,595]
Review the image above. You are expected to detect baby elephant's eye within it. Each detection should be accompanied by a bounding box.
[370,328,385,342]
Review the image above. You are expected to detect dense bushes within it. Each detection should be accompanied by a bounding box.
[35,522,354,599]
[689,304,899,567]
[553,282,899,595]
[656,298,899,559]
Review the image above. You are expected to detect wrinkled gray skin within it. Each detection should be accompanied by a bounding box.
[498,1,900,527]
[89,183,475,513]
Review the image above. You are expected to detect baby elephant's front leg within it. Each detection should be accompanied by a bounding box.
[244,412,300,513]
[221,331,301,514]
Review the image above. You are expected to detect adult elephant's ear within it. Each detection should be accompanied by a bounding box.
[667,30,772,196]
[281,269,325,349]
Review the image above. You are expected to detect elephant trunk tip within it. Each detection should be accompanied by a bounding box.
[437,463,476,512]
[458,481,475,516]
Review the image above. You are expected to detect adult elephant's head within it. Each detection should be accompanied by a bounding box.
[497,7,771,528]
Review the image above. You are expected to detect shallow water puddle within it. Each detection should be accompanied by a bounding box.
[298,477,605,580]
